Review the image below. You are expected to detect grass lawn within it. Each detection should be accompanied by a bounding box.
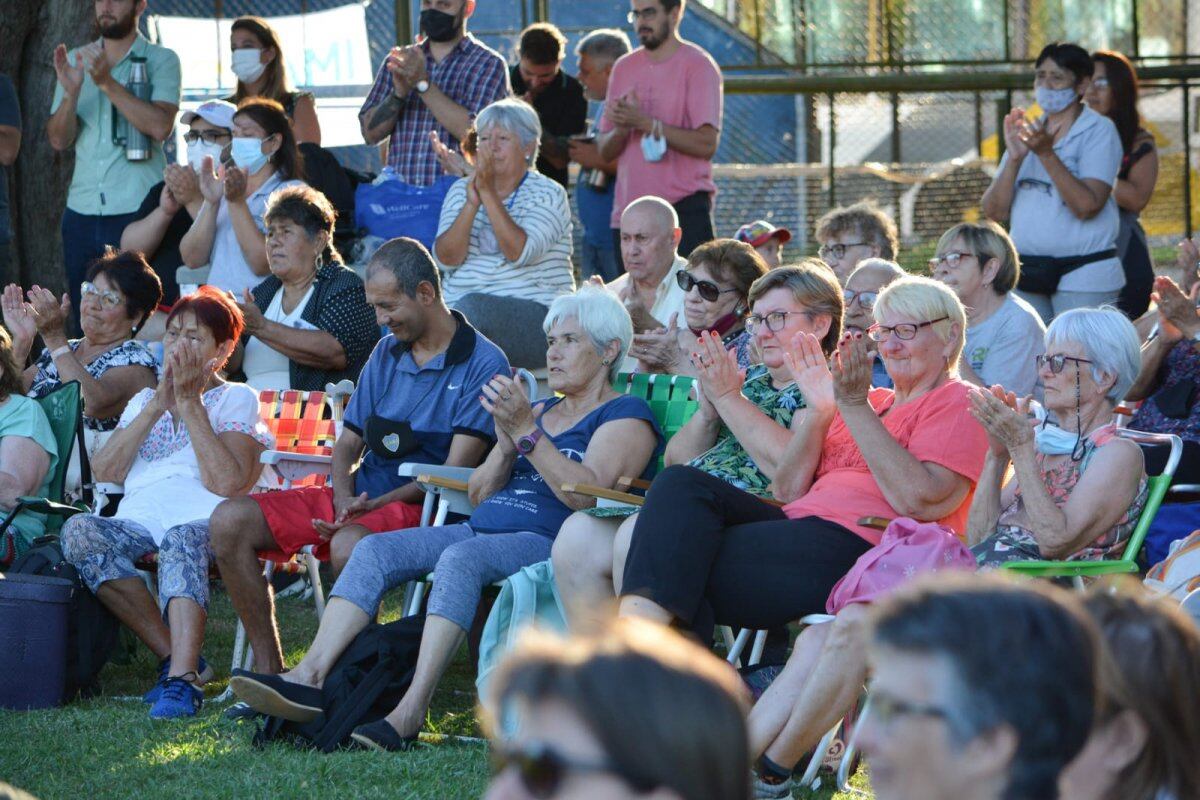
[0,583,873,799]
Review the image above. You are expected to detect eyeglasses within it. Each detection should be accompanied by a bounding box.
[843,289,878,310]
[676,270,739,303]
[867,317,948,342]
[626,7,660,23]
[1036,353,1094,374]
[80,281,122,309]
[746,310,809,335]
[490,742,650,798]
[818,242,869,261]
[182,130,232,145]
[1092,77,1110,89]
[928,251,974,271]
[868,692,955,729]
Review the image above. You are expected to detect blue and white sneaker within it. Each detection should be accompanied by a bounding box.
[143,655,213,703]
[148,676,203,719]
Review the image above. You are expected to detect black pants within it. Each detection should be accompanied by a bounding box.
[673,191,715,258]
[1144,439,1200,487]
[622,466,872,636]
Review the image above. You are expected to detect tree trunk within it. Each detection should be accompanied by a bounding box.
[1,0,94,291]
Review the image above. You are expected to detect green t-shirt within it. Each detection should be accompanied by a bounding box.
[0,394,59,554]
[687,364,805,496]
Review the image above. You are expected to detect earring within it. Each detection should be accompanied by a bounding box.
[602,359,611,366]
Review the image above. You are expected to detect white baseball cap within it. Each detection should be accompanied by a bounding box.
[180,99,237,130]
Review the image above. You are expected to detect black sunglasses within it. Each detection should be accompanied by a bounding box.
[1036,353,1094,374]
[676,270,739,303]
[490,742,652,797]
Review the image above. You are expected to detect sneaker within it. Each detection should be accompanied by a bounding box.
[223,701,261,722]
[228,669,323,723]
[143,655,213,704]
[149,677,203,719]
[753,774,794,799]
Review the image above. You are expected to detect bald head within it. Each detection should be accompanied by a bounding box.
[621,196,679,232]
[845,259,904,333]
[619,196,682,284]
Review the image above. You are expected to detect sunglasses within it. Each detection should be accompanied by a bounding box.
[490,742,651,797]
[867,317,948,342]
[1036,353,1094,374]
[676,270,739,303]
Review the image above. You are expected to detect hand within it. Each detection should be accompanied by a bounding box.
[169,340,218,401]
[568,139,603,170]
[1151,275,1200,341]
[313,492,372,540]
[631,313,682,371]
[480,374,536,440]
[783,331,835,413]
[197,156,224,204]
[222,164,249,203]
[606,91,649,132]
[1018,115,1056,157]
[430,130,473,178]
[237,289,266,335]
[385,48,413,97]
[1177,238,1200,297]
[80,42,113,91]
[400,46,428,84]
[53,44,85,97]
[152,359,176,415]
[969,385,1034,458]
[26,286,71,347]
[690,330,744,404]
[158,183,181,216]
[164,163,201,207]
[830,332,873,407]
[1,284,37,346]
[473,148,497,197]
[1001,107,1030,161]
[623,288,662,334]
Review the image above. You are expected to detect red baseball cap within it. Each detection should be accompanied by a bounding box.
[735,220,792,248]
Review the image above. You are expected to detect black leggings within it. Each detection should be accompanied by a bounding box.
[622,465,872,635]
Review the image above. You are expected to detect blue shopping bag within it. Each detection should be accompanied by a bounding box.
[354,174,459,250]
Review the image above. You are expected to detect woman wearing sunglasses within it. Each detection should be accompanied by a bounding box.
[482,618,751,800]
[630,238,766,375]
[931,220,1045,398]
[967,307,1146,566]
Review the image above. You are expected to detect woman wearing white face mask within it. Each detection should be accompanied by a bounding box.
[179,98,306,298]
[967,307,1147,567]
[981,42,1125,323]
[224,16,321,146]
[120,100,237,307]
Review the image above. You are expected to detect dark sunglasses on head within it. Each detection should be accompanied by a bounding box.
[490,742,653,798]
[676,270,739,303]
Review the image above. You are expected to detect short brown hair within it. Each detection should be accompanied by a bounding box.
[518,22,567,65]
[815,200,899,260]
[936,220,1020,295]
[686,238,769,310]
[85,248,164,334]
[748,259,844,354]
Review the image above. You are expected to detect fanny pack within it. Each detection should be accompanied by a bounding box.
[365,416,419,461]
[1018,249,1117,295]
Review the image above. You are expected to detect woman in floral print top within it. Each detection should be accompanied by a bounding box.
[553,264,844,627]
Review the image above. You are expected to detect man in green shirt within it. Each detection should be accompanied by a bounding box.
[48,0,180,332]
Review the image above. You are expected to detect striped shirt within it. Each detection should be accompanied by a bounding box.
[435,171,576,307]
[359,35,510,187]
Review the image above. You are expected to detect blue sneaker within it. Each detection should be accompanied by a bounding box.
[143,656,213,703]
[149,676,203,719]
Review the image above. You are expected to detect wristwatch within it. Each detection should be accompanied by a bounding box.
[515,428,543,456]
[416,80,430,94]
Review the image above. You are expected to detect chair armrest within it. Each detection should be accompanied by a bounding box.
[397,462,476,484]
[858,516,892,531]
[999,559,1140,578]
[616,476,652,492]
[561,483,645,507]
[417,474,470,493]
[260,450,333,484]
[17,497,88,518]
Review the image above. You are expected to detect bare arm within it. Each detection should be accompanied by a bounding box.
[981,155,1022,223]
[100,85,177,143]
[467,437,518,507]
[225,198,270,276]
[530,417,658,511]
[965,450,1011,546]
[121,205,175,258]
[175,396,264,496]
[49,359,155,423]
[1114,146,1158,214]
[0,436,51,508]
[433,190,480,268]
[0,124,20,166]
[291,94,322,146]
[418,83,472,143]
[246,323,347,371]
[360,93,406,146]
[46,93,79,152]
[596,126,629,162]
[771,406,836,502]
[179,200,219,267]
[91,395,162,483]
[663,397,721,466]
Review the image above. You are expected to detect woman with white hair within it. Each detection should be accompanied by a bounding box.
[230,286,663,751]
[434,97,575,368]
[618,276,989,637]
[968,307,1147,565]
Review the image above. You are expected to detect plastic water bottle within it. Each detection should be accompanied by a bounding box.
[113,57,152,161]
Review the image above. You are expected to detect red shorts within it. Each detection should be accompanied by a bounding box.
[253,486,423,561]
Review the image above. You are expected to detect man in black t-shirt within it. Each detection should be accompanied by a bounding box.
[508,22,587,189]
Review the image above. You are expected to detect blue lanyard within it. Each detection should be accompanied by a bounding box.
[503,172,529,212]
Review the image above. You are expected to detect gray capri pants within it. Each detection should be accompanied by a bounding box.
[331,523,553,631]
[61,515,213,614]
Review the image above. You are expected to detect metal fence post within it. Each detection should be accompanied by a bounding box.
[828,93,837,209]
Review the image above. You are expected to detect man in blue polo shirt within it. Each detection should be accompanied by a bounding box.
[210,237,509,675]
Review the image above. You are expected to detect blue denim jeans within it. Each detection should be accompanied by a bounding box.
[580,240,620,282]
[60,208,139,334]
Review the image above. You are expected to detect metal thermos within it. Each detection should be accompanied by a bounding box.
[112,56,152,161]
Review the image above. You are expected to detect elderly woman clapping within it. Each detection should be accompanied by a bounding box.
[230,286,663,751]
[433,98,575,369]
[969,307,1146,566]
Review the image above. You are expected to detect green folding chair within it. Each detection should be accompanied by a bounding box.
[613,372,699,472]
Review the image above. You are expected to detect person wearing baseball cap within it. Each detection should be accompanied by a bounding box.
[120,100,237,311]
[735,219,791,269]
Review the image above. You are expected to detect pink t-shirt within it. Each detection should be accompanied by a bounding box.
[783,380,989,546]
[598,42,723,227]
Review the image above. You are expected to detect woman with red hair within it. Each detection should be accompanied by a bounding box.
[60,287,273,720]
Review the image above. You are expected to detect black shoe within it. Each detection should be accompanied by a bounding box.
[228,669,323,723]
[349,719,420,752]
[223,701,262,722]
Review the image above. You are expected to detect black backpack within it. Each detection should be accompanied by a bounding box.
[253,614,426,753]
[7,536,119,699]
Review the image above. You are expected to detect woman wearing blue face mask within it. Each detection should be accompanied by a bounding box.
[981,42,1125,324]
[225,16,321,146]
[966,307,1147,567]
[180,98,305,298]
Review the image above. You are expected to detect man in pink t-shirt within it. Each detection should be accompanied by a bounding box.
[598,0,723,261]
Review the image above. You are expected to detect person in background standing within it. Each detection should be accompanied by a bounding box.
[358,0,509,186]
[225,16,321,146]
[569,29,631,281]
[814,201,900,285]
[598,0,723,259]
[509,23,587,190]
[0,73,20,277]
[48,0,181,334]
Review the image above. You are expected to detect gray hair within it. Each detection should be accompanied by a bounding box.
[366,237,442,299]
[575,29,632,64]
[1044,307,1141,404]
[475,98,542,166]
[543,286,633,383]
[849,258,905,282]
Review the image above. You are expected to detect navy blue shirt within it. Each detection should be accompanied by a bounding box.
[469,394,664,538]
[0,74,20,243]
[343,311,510,498]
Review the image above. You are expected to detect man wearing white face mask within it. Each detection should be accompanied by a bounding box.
[982,42,1125,323]
[121,99,236,308]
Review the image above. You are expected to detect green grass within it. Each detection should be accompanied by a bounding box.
[0,586,872,799]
